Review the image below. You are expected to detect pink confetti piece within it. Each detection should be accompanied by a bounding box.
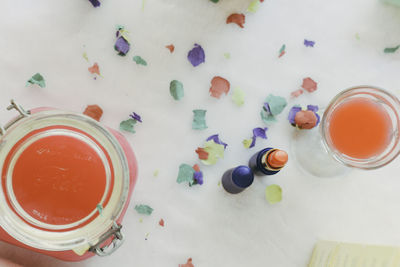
[290,89,304,98]
[209,76,230,98]
[88,63,100,75]
[179,258,194,267]
[301,77,317,93]
[159,219,164,227]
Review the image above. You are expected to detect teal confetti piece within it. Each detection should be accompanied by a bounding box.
[26,73,46,88]
[170,80,184,100]
[265,94,287,116]
[177,164,195,184]
[119,118,137,133]
[135,204,154,215]
[260,109,277,123]
[384,45,400,53]
[192,109,207,130]
[96,204,103,215]
[133,55,147,66]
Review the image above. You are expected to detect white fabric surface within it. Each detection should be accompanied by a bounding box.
[1,0,400,266]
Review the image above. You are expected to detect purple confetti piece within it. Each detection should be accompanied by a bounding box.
[88,0,101,7]
[115,36,130,56]
[288,106,302,125]
[252,127,268,139]
[307,105,320,125]
[304,39,315,47]
[193,171,204,185]
[130,112,142,123]
[206,134,228,149]
[263,103,270,113]
[249,136,257,148]
[187,44,205,67]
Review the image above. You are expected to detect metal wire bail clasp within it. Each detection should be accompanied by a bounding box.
[89,222,125,257]
[0,100,30,136]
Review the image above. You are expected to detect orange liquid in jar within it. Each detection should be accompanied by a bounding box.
[328,97,392,159]
[12,135,106,225]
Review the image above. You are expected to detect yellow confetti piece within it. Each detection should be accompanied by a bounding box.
[265,184,282,204]
[153,170,159,177]
[247,0,260,13]
[242,138,253,149]
[223,53,231,59]
[83,52,89,62]
[201,140,225,165]
[232,87,245,107]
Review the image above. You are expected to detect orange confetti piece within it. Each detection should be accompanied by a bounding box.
[209,76,230,99]
[88,63,100,75]
[226,13,245,28]
[179,258,194,267]
[159,219,164,227]
[83,105,103,121]
[166,44,175,53]
[195,147,209,160]
[301,77,317,93]
[192,164,200,172]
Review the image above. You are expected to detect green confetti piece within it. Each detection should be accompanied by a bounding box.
[218,181,221,186]
[384,45,400,53]
[119,118,137,133]
[210,0,219,2]
[133,55,147,66]
[83,52,89,62]
[142,0,146,11]
[232,87,245,107]
[116,24,125,31]
[260,109,277,123]
[192,109,208,130]
[247,0,260,13]
[177,164,195,184]
[265,94,287,116]
[201,140,225,165]
[355,33,360,40]
[96,204,103,215]
[170,80,184,100]
[153,170,159,177]
[265,184,282,204]
[135,204,154,215]
[26,73,46,88]
[242,138,253,149]
[279,44,286,54]
[223,53,231,59]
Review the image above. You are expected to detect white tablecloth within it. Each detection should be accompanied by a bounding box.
[1,0,400,266]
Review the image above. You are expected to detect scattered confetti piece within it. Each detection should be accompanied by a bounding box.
[384,45,400,53]
[187,44,205,67]
[210,0,219,2]
[88,0,100,7]
[226,13,245,28]
[247,0,261,13]
[142,0,146,11]
[88,63,100,75]
[232,87,245,106]
[304,39,315,47]
[159,219,164,227]
[288,105,320,129]
[120,118,137,133]
[139,218,143,223]
[114,26,130,56]
[290,89,304,98]
[166,44,175,53]
[209,76,230,98]
[179,258,194,267]
[206,134,228,149]
[201,140,225,165]
[153,170,159,177]
[26,73,46,88]
[218,181,221,186]
[195,147,209,160]
[83,52,89,62]
[265,184,282,204]
[96,204,103,215]
[223,53,231,59]
[133,55,147,66]
[192,109,208,130]
[260,94,287,124]
[242,138,253,149]
[355,33,360,40]
[145,233,149,240]
[170,80,184,100]
[130,112,142,123]
[193,164,200,172]
[83,104,103,121]
[192,170,204,185]
[301,77,318,92]
[177,164,195,184]
[135,204,153,215]
[279,44,286,58]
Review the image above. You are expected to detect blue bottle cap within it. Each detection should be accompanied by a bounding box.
[232,166,254,189]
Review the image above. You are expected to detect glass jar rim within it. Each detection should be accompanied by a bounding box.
[0,109,131,251]
[321,85,400,169]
